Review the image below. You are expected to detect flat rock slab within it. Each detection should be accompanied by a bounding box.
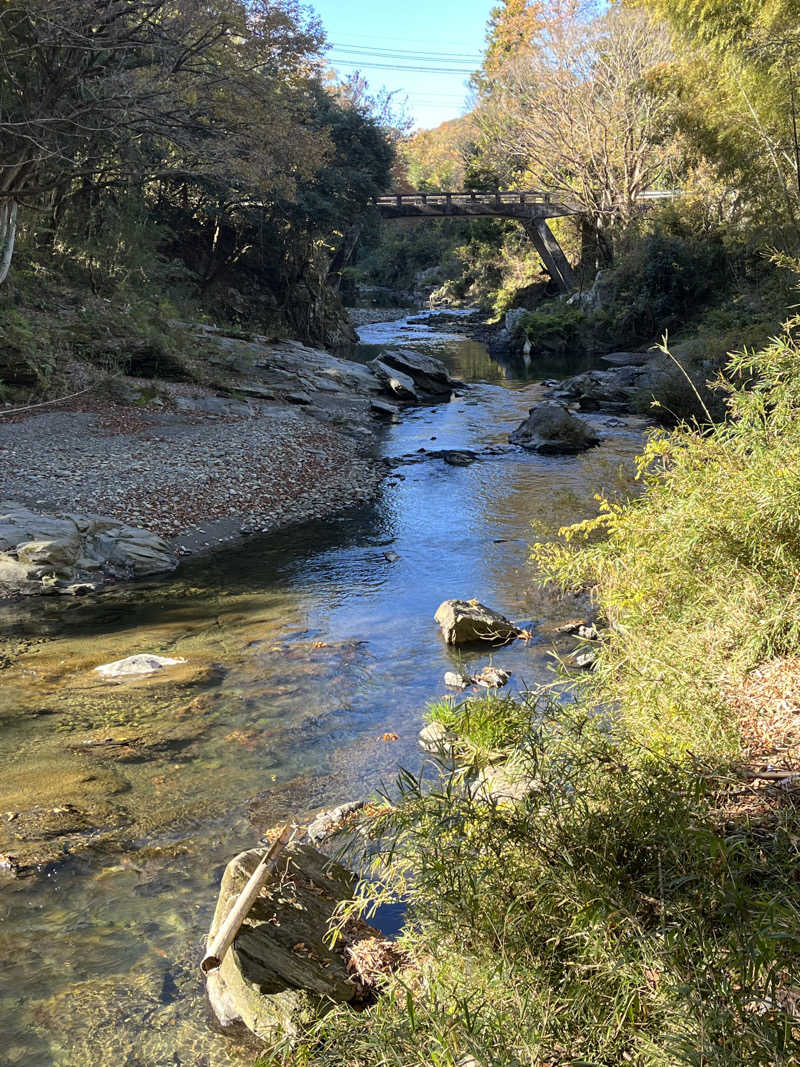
[0,503,176,597]
[435,599,520,646]
[206,844,371,1045]
[93,654,187,678]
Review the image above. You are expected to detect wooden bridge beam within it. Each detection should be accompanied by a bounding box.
[522,218,576,293]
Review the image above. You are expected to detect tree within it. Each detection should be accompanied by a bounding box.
[637,0,800,245]
[473,4,675,264]
[400,118,475,192]
[481,0,547,80]
[0,0,327,282]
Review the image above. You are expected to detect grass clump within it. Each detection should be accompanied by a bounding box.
[427,692,535,763]
[294,318,800,1066]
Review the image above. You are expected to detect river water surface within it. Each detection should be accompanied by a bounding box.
[0,313,646,1065]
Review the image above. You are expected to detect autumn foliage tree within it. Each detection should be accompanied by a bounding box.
[472,2,675,264]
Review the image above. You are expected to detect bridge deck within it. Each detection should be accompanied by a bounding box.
[373,190,576,220]
[373,189,680,221]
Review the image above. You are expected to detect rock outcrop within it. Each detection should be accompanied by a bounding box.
[367,359,418,400]
[509,401,600,454]
[0,503,176,596]
[435,600,520,646]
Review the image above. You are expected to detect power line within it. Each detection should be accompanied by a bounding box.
[331,59,475,74]
[329,43,482,61]
[326,31,481,50]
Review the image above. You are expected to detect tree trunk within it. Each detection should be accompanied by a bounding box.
[0,200,18,284]
[580,216,613,274]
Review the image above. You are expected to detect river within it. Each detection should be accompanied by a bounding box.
[0,312,646,1065]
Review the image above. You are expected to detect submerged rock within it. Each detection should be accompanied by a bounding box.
[205,843,396,1045]
[441,450,476,467]
[435,599,520,646]
[509,401,600,455]
[93,654,187,678]
[0,503,177,597]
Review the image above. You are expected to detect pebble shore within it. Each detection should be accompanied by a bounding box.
[0,400,381,556]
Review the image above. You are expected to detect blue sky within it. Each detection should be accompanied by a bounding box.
[310,0,493,129]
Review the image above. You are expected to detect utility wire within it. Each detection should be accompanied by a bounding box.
[327,31,480,49]
[331,60,475,74]
[329,44,482,61]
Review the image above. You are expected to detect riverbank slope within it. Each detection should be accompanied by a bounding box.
[306,317,800,1066]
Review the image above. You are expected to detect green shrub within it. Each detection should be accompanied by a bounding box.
[535,317,800,753]
[303,700,800,1066]
[519,302,589,354]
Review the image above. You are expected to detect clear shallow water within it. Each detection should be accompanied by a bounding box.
[0,311,647,1065]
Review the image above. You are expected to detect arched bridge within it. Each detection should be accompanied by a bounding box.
[371,189,680,292]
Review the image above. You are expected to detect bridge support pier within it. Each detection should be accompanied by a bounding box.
[522,219,576,292]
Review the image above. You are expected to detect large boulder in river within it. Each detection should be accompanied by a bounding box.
[509,401,599,455]
[0,503,176,596]
[435,599,520,645]
[367,359,418,401]
[378,349,456,398]
[205,843,395,1046]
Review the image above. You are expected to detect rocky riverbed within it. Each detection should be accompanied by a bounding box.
[0,327,462,593]
[0,309,650,1066]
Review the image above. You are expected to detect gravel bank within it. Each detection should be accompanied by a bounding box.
[0,401,381,556]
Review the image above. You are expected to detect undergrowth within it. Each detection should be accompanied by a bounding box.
[281,317,800,1066]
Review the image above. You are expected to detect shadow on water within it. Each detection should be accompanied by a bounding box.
[0,308,648,1066]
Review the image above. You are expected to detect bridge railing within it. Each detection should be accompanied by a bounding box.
[373,190,556,208]
[372,189,683,210]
